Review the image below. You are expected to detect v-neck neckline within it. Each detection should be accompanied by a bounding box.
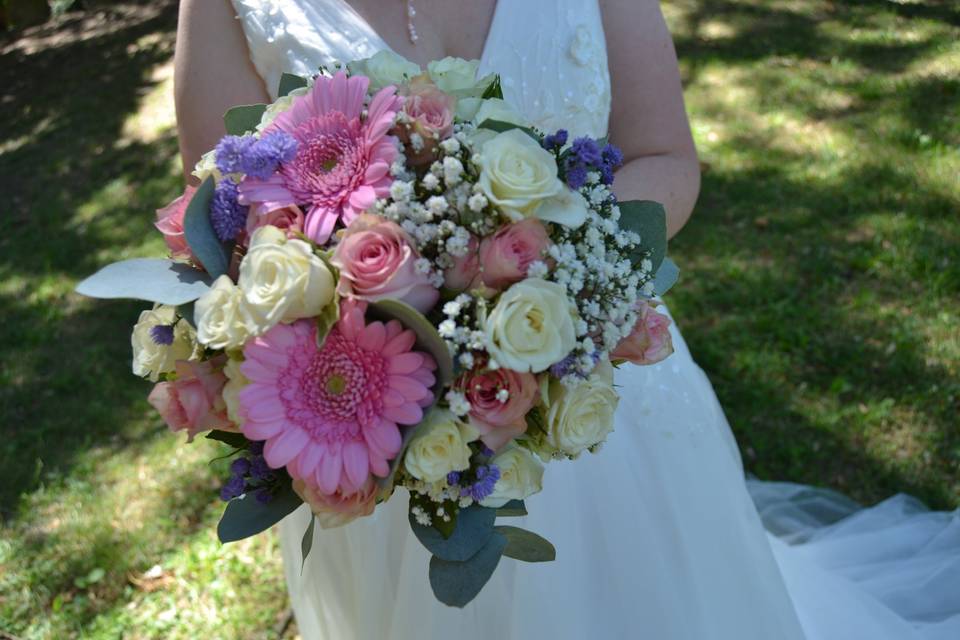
[326,0,502,68]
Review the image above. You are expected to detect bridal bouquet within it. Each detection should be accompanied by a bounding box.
[77,52,678,607]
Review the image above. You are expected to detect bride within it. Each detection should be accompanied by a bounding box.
[174,1,960,638]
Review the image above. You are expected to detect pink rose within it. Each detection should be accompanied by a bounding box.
[611,301,675,365]
[155,185,198,263]
[245,203,304,239]
[332,214,439,313]
[293,477,377,529]
[147,357,232,441]
[459,364,538,451]
[401,77,456,165]
[478,219,551,290]
[443,233,482,292]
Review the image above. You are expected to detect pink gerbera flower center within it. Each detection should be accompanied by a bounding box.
[282,113,366,208]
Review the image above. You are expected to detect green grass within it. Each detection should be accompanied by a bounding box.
[0,0,958,637]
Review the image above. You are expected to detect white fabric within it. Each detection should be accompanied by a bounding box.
[230,1,960,638]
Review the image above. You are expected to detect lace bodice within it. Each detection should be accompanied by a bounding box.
[231,0,612,139]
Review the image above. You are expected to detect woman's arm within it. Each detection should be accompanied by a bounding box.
[174,0,269,183]
[601,0,700,238]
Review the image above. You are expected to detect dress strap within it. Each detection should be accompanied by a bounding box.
[231,0,390,99]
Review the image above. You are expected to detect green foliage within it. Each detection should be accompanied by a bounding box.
[428,532,507,608]
[300,515,316,573]
[278,72,308,98]
[496,525,556,562]
[217,482,303,544]
[408,504,497,562]
[477,118,540,141]
[75,258,212,305]
[183,177,231,279]
[618,200,668,273]
[223,104,267,136]
[481,75,504,100]
[496,499,528,517]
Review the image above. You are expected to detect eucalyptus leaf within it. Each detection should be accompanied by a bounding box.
[653,256,680,296]
[495,525,556,563]
[75,258,212,305]
[495,500,527,518]
[278,72,308,98]
[183,177,231,279]
[480,75,503,100]
[217,483,302,543]
[618,200,668,273]
[178,300,197,328]
[477,118,540,142]
[367,299,454,390]
[205,430,249,449]
[429,531,507,608]
[223,104,268,136]
[300,515,316,574]
[409,504,496,562]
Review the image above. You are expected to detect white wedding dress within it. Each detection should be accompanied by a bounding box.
[230,1,960,638]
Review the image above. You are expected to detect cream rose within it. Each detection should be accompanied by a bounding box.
[541,360,619,457]
[239,225,336,332]
[256,85,309,132]
[222,356,249,425]
[476,129,564,221]
[483,278,577,373]
[192,149,222,183]
[403,409,478,483]
[480,444,545,508]
[473,98,528,127]
[536,185,589,228]
[427,57,494,97]
[349,50,422,91]
[131,304,197,382]
[195,275,257,350]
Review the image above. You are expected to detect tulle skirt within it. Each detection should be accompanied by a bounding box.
[279,308,960,639]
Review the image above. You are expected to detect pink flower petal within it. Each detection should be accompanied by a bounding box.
[316,450,343,494]
[388,375,430,402]
[358,321,386,352]
[264,426,309,468]
[342,441,370,490]
[387,352,424,375]
[382,329,416,356]
[382,402,423,425]
[242,418,285,440]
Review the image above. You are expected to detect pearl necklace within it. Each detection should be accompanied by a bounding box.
[406,0,419,43]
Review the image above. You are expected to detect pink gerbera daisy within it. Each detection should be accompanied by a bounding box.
[238,303,436,495]
[239,71,402,243]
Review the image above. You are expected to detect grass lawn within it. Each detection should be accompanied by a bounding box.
[0,0,957,637]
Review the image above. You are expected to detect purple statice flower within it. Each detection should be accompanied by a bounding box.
[570,137,603,166]
[255,487,274,504]
[209,179,248,242]
[447,471,462,486]
[219,474,246,501]
[460,464,501,502]
[149,324,175,346]
[600,143,624,185]
[543,129,569,152]
[215,135,256,176]
[249,440,265,456]
[479,444,495,458]
[250,455,274,481]
[230,457,251,476]
[239,132,299,180]
[565,163,589,190]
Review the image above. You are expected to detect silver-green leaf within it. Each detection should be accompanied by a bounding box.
[75,258,212,305]
[223,104,267,136]
[183,177,231,279]
[428,531,507,608]
[618,199,668,273]
[495,525,556,563]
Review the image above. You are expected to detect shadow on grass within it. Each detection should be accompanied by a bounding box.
[0,0,182,518]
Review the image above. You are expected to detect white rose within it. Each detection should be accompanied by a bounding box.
[476,129,563,221]
[222,356,249,425]
[256,86,309,132]
[195,275,257,350]
[473,98,528,128]
[484,278,578,373]
[192,150,222,183]
[536,186,589,229]
[541,360,619,457]
[480,444,544,508]
[239,225,336,332]
[348,50,422,91]
[131,305,197,381]
[427,57,495,97]
[404,409,478,483]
